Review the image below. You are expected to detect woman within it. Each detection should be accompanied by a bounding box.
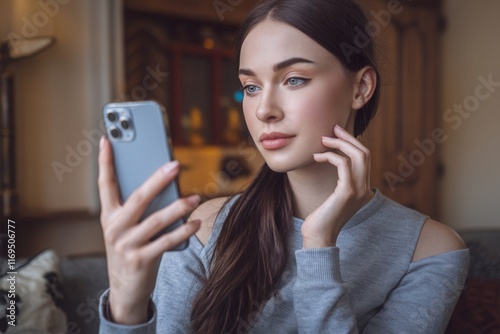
[98,0,469,333]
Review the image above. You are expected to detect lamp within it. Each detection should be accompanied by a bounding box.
[0,36,55,217]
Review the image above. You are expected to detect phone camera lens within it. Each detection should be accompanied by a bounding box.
[110,127,121,139]
[120,119,131,130]
[107,111,118,122]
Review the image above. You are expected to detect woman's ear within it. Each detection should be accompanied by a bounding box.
[351,66,377,110]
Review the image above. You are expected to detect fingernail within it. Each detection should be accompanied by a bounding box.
[335,125,344,131]
[162,160,179,174]
[187,195,201,206]
[99,136,105,149]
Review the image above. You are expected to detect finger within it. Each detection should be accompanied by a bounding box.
[313,152,353,194]
[98,137,121,212]
[121,161,180,224]
[322,137,367,162]
[140,219,201,258]
[321,137,369,182]
[123,195,201,247]
[333,125,370,154]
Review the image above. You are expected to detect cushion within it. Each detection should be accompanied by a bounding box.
[467,241,500,280]
[446,241,500,333]
[0,249,67,333]
[446,279,500,334]
[60,256,109,333]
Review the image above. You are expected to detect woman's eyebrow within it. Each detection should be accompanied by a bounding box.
[273,57,315,72]
[238,57,315,76]
[238,68,256,76]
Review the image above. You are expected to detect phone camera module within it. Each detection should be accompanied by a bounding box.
[107,111,118,123]
[120,118,132,130]
[110,127,121,139]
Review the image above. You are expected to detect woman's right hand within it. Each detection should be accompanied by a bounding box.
[97,137,201,325]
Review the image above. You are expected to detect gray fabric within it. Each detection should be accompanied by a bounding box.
[460,231,500,253]
[464,241,500,280]
[61,256,109,334]
[99,188,470,333]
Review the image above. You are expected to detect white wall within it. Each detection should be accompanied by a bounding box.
[0,0,123,214]
[439,0,500,230]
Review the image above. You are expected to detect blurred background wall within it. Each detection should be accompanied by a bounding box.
[0,0,122,213]
[0,0,123,256]
[439,0,500,230]
[0,0,498,257]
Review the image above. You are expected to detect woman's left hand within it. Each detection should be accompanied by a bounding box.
[301,124,373,249]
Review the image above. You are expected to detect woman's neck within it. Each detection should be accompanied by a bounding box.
[287,161,339,220]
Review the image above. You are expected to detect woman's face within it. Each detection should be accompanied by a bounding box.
[239,19,358,173]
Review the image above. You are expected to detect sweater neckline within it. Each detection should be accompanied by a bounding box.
[292,188,385,232]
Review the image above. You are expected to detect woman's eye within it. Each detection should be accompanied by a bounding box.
[286,77,308,87]
[243,85,261,96]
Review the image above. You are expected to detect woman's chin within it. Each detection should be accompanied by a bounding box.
[265,158,317,174]
[266,164,291,173]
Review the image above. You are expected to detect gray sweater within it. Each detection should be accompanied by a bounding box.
[99,188,469,333]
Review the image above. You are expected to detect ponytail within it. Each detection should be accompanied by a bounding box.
[190,164,293,333]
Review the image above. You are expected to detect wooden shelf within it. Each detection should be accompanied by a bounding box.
[124,0,255,25]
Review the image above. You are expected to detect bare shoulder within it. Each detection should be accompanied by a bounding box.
[189,196,230,246]
[412,218,467,262]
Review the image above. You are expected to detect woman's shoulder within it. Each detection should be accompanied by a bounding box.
[366,190,467,262]
[412,218,467,262]
[190,196,231,246]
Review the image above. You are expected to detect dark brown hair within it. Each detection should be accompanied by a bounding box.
[191,1,380,333]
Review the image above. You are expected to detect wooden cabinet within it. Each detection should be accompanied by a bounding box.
[359,0,443,217]
[123,11,248,146]
[124,0,254,25]
[123,0,443,216]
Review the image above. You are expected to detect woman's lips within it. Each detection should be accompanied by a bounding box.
[259,132,295,150]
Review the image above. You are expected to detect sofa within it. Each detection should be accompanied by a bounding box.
[1,230,499,333]
[64,230,500,333]
[61,256,109,334]
[445,231,500,334]
[0,250,109,334]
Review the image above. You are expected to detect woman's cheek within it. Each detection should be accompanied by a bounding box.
[242,100,259,138]
[314,88,352,125]
[290,95,331,126]
[242,98,254,121]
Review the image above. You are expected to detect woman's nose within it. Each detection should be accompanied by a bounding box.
[255,90,284,123]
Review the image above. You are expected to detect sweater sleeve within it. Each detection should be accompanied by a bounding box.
[293,247,469,334]
[99,289,157,333]
[293,247,358,333]
[98,234,207,333]
[363,249,469,334]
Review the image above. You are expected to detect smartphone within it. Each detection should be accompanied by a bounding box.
[102,100,188,250]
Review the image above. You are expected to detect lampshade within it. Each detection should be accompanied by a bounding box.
[0,36,55,72]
